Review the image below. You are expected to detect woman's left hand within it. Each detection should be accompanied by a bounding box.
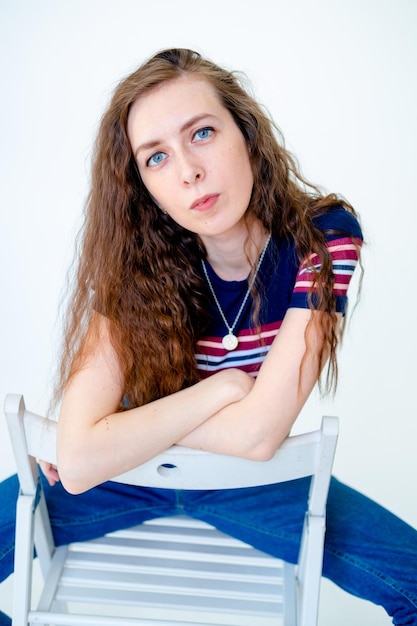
[39,460,60,486]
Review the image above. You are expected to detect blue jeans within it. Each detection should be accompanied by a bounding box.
[0,474,416,625]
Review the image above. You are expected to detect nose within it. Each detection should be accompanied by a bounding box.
[178,150,204,185]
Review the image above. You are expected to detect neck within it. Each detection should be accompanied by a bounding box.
[201,220,269,281]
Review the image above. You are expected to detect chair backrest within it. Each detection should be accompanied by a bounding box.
[4,393,339,626]
[5,393,338,516]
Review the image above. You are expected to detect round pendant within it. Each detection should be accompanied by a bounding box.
[222,333,238,351]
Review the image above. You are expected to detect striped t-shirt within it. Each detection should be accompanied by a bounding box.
[196,206,362,379]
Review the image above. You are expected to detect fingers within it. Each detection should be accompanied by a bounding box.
[39,460,60,486]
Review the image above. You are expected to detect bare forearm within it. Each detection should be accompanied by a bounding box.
[178,310,326,459]
[57,369,251,493]
[177,391,290,461]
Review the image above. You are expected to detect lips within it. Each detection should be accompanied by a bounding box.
[190,194,219,212]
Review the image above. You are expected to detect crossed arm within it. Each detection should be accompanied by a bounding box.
[52,308,336,495]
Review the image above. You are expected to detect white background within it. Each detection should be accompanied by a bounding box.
[1,1,416,623]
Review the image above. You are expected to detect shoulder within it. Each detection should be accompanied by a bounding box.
[312,205,363,241]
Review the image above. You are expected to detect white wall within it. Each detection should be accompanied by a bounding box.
[1,1,416,623]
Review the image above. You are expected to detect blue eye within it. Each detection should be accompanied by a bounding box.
[193,127,213,141]
[147,151,167,167]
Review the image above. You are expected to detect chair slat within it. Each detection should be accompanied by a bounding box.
[69,536,277,566]
[56,584,283,614]
[60,568,282,599]
[63,549,283,581]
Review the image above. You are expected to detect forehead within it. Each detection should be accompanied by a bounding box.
[127,76,228,144]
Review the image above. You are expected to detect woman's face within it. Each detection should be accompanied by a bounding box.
[127,76,254,246]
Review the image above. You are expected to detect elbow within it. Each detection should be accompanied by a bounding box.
[245,440,277,462]
[243,429,288,462]
[62,482,86,496]
[57,422,105,494]
[60,475,91,496]
[58,464,92,495]
[57,448,96,495]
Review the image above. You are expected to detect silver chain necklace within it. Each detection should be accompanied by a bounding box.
[201,234,271,351]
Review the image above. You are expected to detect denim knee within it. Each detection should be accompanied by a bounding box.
[324,478,417,624]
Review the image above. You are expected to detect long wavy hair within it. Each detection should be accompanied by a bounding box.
[55,47,361,410]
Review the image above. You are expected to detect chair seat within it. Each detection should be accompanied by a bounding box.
[35,516,286,625]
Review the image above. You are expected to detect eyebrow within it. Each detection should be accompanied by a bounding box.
[134,113,216,158]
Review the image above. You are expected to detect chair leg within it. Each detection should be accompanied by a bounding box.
[283,561,297,626]
[36,545,68,612]
[13,494,36,626]
[34,491,55,577]
[297,515,325,626]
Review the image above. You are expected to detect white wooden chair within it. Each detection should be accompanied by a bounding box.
[4,393,338,626]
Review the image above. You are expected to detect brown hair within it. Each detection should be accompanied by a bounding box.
[55,48,361,409]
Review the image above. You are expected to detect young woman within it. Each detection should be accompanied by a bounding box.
[1,48,416,625]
